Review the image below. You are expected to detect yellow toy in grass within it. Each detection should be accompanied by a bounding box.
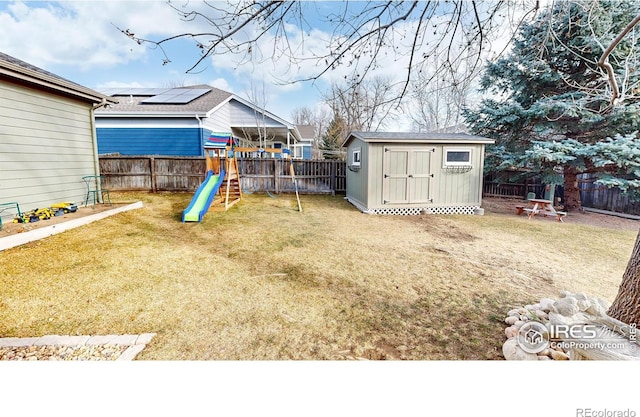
[50,202,78,213]
[14,207,54,223]
[12,202,77,223]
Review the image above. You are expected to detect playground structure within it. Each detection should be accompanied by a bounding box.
[182,133,302,222]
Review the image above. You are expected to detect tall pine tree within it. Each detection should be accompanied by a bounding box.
[466,0,640,210]
[320,116,347,160]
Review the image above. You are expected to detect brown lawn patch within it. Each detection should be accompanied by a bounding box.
[0,193,636,360]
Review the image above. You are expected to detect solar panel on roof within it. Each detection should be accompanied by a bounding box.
[140,88,211,104]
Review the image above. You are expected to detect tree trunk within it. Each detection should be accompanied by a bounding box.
[563,168,581,211]
[608,230,640,327]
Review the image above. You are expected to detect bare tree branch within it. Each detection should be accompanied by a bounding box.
[598,12,640,106]
[118,1,540,106]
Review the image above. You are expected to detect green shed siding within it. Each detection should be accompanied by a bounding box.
[0,81,98,210]
[367,144,384,207]
[429,145,485,206]
[345,137,369,208]
[344,132,493,215]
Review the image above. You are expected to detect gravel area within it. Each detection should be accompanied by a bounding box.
[0,344,128,361]
[0,333,156,361]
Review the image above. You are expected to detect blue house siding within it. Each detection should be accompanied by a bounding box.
[97,127,205,156]
[302,145,311,160]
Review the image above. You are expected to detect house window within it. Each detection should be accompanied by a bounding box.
[352,148,361,166]
[443,148,472,167]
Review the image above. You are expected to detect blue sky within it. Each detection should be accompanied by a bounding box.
[1,1,532,131]
[0,1,350,123]
[1,0,508,130]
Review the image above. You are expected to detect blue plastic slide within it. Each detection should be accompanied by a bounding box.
[182,170,226,222]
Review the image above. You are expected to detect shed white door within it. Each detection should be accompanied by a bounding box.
[383,147,433,204]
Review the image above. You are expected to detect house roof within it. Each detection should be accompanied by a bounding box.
[96,84,302,142]
[96,85,233,116]
[342,131,495,147]
[0,51,116,105]
[296,125,315,141]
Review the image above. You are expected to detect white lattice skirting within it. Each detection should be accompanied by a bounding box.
[346,197,480,216]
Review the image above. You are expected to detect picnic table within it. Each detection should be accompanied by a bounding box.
[516,198,567,222]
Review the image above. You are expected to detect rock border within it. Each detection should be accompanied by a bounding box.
[0,333,156,361]
[502,291,640,360]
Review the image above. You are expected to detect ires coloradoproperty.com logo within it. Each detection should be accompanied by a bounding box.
[516,321,637,353]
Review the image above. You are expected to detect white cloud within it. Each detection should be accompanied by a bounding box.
[0,1,214,71]
[209,78,231,92]
[0,1,534,131]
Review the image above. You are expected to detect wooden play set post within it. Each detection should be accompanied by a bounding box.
[203,133,302,212]
[289,158,302,212]
[204,140,242,212]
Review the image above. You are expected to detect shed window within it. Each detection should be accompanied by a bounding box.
[352,148,361,166]
[444,148,472,167]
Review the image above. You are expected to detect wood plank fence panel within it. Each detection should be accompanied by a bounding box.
[482,171,544,199]
[579,173,640,216]
[482,170,640,215]
[99,156,153,191]
[99,156,346,194]
[154,157,206,191]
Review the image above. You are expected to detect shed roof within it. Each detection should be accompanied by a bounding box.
[343,131,495,147]
[0,51,116,105]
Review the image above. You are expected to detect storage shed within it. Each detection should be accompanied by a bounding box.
[343,131,495,215]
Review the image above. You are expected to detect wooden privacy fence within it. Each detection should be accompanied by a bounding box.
[238,158,345,194]
[99,156,346,194]
[578,173,640,216]
[483,170,640,215]
[482,172,545,199]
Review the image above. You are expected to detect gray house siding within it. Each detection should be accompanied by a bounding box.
[0,81,98,210]
[228,100,283,128]
[204,102,231,133]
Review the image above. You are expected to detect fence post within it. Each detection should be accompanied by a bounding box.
[150,156,157,193]
[331,160,337,193]
[274,159,279,193]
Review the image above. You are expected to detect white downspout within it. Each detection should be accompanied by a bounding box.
[196,114,204,156]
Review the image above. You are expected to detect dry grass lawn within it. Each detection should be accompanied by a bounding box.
[0,192,637,360]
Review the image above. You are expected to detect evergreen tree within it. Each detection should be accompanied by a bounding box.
[466,0,640,210]
[320,116,347,160]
